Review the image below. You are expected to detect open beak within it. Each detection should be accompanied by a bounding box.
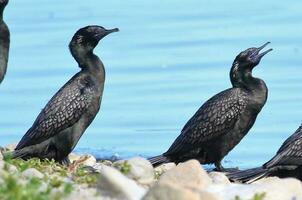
[254,42,273,59]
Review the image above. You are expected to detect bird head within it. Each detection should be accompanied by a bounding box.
[69,25,119,53]
[230,42,272,88]
[0,0,8,9]
[234,42,272,69]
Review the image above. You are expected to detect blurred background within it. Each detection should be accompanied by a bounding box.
[0,0,302,168]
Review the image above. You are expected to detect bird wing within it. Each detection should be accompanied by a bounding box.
[276,125,302,154]
[15,73,96,150]
[165,88,248,155]
[265,126,302,168]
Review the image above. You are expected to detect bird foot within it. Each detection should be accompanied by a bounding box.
[60,157,71,166]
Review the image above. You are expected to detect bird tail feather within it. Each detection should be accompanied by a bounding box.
[148,155,170,167]
[227,167,269,183]
[11,148,30,159]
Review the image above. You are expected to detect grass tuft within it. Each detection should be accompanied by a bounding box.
[113,161,131,175]
[234,192,266,200]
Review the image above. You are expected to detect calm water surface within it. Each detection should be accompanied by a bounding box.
[1,0,302,168]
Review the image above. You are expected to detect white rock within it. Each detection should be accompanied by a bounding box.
[196,190,220,200]
[66,187,104,200]
[0,168,8,184]
[97,164,146,200]
[0,152,3,160]
[205,184,260,200]
[90,161,113,173]
[209,172,231,185]
[90,162,103,173]
[0,160,4,168]
[252,177,302,200]
[253,176,285,184]
[5,144,16,151]
[38,181,48,193]
[68,153,97,167]
[159,159,212,190]
[142,181,200,200]
[119,157,154,185]
[8,164,18,173]
[154,163,176,176]
[68,153,82,164]
[81,154,97,167]
[205,177,302,200]
[0,161,18,173]
[99,160,113,166]
[21,168,44,179]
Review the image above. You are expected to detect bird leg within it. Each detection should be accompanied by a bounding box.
[214,161,239,172]
[214,161,225,171]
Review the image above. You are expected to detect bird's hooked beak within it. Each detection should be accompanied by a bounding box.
[94,27,119,41]
[252,42,273,60]
[105,28,119,35]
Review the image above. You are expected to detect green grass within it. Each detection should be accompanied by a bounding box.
[113,161,131,175]
[4,156,97,185]
[72,166,98,186]
[154,168,163,180]
[5,157,68,176]
[0,168,72,200]
[0,155,78,199]
[234,192,266,200]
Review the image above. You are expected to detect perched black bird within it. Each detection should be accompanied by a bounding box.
[12,26,119,164]
[149,43,272,171]
[0,0,9,84]
[227,125,302,182]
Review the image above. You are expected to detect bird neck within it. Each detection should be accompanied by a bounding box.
[0,18,9,83]
[0,3,7,20]
[230,62,267,109]
[71,47,105,82]
[230,61,265,92]
[0,8,3,20]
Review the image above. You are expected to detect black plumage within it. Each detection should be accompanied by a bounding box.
[227,125,302,182]
[13,26,119,164]
[149,43,272,171]
[0,0,9,84]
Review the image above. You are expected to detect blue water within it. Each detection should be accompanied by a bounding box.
[1,0,302,168]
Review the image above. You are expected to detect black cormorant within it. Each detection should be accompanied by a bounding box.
[227,124,302,182]
[12,25,119,164]
[0,0,9,84]
[149,42,272,171]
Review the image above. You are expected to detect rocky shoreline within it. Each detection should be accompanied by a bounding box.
[0,146,301,200]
